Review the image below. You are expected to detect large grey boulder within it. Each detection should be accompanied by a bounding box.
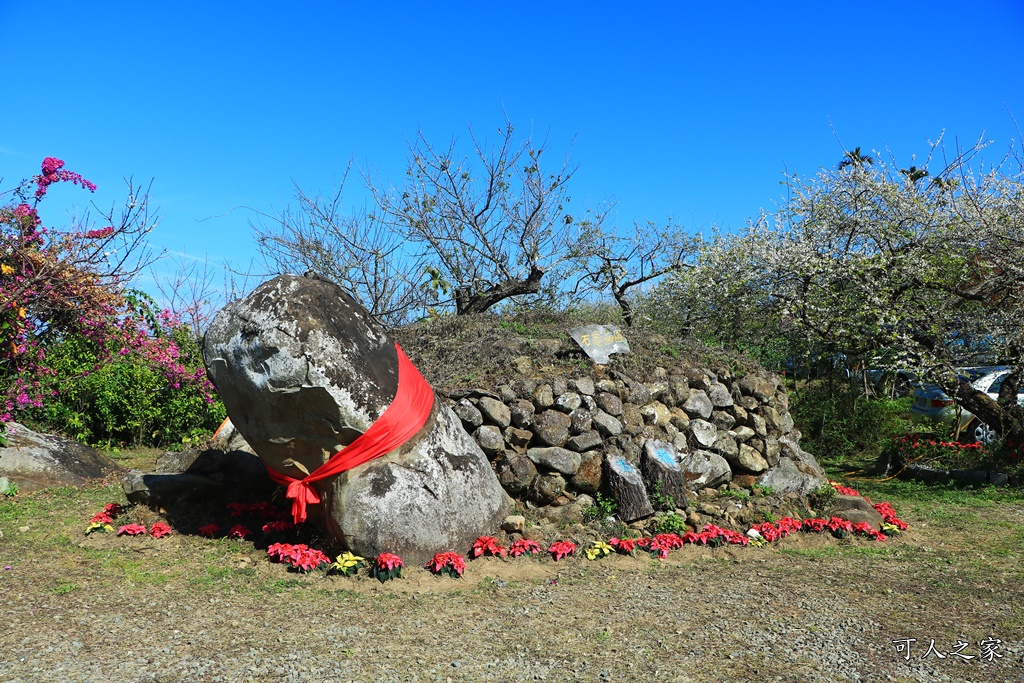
[0,422,122,492]
[203,274,509,564]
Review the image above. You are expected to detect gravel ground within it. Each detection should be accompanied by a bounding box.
[2,532,1022,683]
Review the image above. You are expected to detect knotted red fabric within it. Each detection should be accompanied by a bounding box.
[264,343,435,524]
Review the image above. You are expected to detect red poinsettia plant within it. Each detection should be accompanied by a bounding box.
[266,543,331,572]
[149,522,172,539]
[198,523,221,538]
[548,540,576,561]
[508,539,541,557]
[117,523,147,536]
[471,536,507,558]
[227,524,252,540]
[608,537,639,556]
[371,553,404,583]
[426,551,466,578]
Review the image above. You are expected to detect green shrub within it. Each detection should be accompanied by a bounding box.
[789,379,912,467]
[28,322,224,448]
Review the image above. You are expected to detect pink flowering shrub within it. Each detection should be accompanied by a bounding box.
[0,157,225,446]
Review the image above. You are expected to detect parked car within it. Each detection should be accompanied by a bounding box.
[909,366,1024,444]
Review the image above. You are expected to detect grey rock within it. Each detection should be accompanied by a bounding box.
[474,425,504,458]
[569,376,595,396]
[568,408,592,435]
[0,422,122,493]
[763,436,781,466]
[595,392,623,416]
[731,444,769,474]
[678,450,732,489]
[525,447,582,476]
[689,419,718,449]
[496,384,517,403]
[529,472,566,505]
[123,469,224,506]
[565,430,603,453]
[510,378,538,400]
[707,383,734,408]
[711,431,739,459]
[756,455,827,496]
[711,410,736,431]
[203,274,508,565]
[763,406,784,434]
[532,384,554,410]
[827,494,884,530]
[477,397,511,429]
[641,401,672,427]
[531,410,572,447]
[685,368,712,390]
[496,453,537,494]
[732,426,756,442]
[591,410,623,437]
[738,374,778,402]
[509,399,536,429]
[503,426,533,452]
[453,399,484,430]
[570,450,603,494]
[668,375,690,404]
[554,392,582,414]
[682,390,714,419]
[748,413,768,438]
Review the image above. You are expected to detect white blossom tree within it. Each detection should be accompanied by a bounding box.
[656,136,1024,440]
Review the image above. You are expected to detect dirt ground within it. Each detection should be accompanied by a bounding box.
[1,481,1023,683]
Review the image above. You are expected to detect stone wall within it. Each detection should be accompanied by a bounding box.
[443,365,827,519]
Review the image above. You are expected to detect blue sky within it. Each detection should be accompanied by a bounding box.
[2,1,1023,307]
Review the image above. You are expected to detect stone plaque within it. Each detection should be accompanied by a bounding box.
[569,324,630,365]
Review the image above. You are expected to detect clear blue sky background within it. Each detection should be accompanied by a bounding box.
[2,1,1023,306]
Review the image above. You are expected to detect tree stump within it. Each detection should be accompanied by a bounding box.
[604,454,653,522]
[640,439,689,510]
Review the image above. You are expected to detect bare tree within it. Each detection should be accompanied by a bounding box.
[251,166,423,327]
[368,120,599,315]
[572,220,699,326]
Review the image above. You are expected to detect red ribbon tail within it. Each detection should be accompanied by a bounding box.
[285,479,320,524]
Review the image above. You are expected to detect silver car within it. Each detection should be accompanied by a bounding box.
[909,366,1023,444]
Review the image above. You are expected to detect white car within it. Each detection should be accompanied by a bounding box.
[909,366,1023,444]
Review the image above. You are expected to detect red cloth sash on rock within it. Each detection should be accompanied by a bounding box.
[264,343,435,524]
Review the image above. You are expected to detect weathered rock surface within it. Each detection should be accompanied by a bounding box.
[203,274,508,563]
[0,422,122,493]
[678,450,733,489]
[827,494,884,530]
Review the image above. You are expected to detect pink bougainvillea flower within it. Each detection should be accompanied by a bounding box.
[227,524,252,540]
[117,523,147,536]
[471,536,507,558]
[426,551,466,577]
[149,522,173,539]
[198,523,221,538]
[508,539,541,557]
[548,540,576,561]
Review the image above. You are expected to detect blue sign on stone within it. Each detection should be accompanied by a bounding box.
[655,448,676,467]
[616,457,636,475]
